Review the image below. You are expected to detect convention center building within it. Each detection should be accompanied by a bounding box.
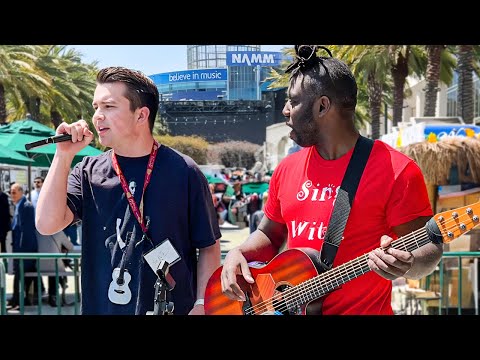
[149,45,289,144]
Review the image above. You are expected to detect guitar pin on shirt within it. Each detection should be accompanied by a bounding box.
[108,225,137,305]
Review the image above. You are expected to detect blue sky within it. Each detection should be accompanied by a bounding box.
[67,45,290,76]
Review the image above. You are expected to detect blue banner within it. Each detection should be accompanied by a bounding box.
[150,69,227,84]
[424,124,480,137]
[226,51,284,67]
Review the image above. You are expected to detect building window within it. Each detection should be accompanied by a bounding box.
[446,86,458,117]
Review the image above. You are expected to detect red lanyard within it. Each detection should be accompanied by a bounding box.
[111,140,159,233]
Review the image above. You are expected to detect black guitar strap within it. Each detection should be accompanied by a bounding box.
[318,135,374,271]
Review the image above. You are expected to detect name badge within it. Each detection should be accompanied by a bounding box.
[143,238,181,274]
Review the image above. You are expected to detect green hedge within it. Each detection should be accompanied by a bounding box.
[155,135,209,164]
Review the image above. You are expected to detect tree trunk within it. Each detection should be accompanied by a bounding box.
[27,96,41,121]
[367,72,383,140]
[50,110,63,128]
[424,45,444,117]
[457,45,474,123]
[391,48,410,127]
[0,83,6,124]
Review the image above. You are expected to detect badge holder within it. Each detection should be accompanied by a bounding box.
[146,260,175,315]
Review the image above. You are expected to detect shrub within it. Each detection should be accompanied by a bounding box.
[155,135,209,164]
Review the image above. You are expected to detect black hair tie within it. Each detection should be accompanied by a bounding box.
[285,45,333,74]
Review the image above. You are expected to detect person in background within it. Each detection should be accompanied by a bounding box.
[36,66,221,315]
[63,222,80,246]
[220,45,443,315]
[249,191,268,234]
[30,176,49,298]
[0,187,11,253]
[209,183,222,224]
[229,181,247,224]
[37,229,75,307]
[7,183,38,310]
[287,141,303,155]
[30,176,44,209]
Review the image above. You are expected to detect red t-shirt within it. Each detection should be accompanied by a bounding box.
[264,140,433,315]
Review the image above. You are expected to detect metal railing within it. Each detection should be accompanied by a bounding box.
[420,251,480,315]
[0,260,6,315]
[0,253,81,315]
[438,251,479,315]
[2,251,479,315]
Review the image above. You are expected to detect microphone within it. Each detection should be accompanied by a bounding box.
[156,260,176,290]
[25,133,72,150]
[156,260,170,282]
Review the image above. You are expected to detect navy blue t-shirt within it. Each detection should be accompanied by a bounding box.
[67,145,221,315]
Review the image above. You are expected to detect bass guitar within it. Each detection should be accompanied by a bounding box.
[205,202,480,315]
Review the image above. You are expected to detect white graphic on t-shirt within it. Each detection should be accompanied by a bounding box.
[129,180,137,196]
[296,180,339,202]
[108,226,136,305]
[116,218,126,249]
[291,220,328,240]
[291,180,340,241]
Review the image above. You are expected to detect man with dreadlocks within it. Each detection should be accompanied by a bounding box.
[219,45,443,315]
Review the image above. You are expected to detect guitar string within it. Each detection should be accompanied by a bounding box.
[248,211,473,315]
[250,210,477,314]
[275,233,431,315]
[243,211,476,315]
[246,230,432,315]
[246,212,475,315]
[244,228,430,315]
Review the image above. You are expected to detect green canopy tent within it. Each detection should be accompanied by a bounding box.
[241,181,269,195]
[0,119,103,196]
[204,174,228,184]
[0,119,103,167]
[0,143,35,166]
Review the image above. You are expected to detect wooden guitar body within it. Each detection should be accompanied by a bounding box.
[205,248,323,315]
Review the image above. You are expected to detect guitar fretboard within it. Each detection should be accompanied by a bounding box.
[284,226,432,310]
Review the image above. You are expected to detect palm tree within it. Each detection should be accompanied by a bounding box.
[24,45,97,127]
[334,45,389,140]
[456,45,475,123]
[423,45,444,116]
[0,45,50,123]
[355,80,374,133]
[389,45,426,127]
[264,46,295,89]
[423,45,456,116]
[49,46,97,127]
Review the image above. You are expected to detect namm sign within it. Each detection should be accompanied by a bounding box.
[226,51,283,67]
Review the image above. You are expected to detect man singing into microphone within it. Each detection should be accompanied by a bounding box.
[35,66,221,315]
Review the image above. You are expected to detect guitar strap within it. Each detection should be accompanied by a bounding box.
[318,135,374,271]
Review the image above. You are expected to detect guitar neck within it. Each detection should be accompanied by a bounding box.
[286,226,431,309]
[118,229,136,279]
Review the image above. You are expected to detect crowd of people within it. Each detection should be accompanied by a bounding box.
[207,165,270,232]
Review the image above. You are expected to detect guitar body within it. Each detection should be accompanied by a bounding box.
[108,268,132,305]
[205,248,324,315]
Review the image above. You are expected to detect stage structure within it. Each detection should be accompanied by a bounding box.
[159,99,275,145]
